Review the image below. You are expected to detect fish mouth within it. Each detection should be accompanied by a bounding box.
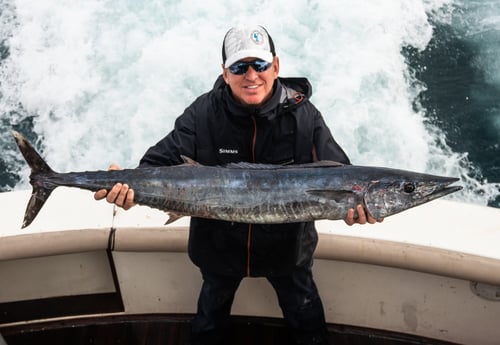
[426,178,463,201]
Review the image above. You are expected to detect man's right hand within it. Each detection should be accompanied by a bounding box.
[94,164,136,210]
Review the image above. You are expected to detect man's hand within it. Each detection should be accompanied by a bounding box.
[344,204,383,226]
[93,164,136,210]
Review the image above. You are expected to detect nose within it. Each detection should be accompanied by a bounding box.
[244,66,258,81]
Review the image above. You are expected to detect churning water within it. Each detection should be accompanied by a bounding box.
[0,0,499,207]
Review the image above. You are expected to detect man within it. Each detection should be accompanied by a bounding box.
[95,25,381,345]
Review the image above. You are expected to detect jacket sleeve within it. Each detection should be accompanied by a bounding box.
[312,106,351,165]
[139,106,197,168]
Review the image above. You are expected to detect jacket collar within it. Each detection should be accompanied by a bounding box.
[213,75,312,118]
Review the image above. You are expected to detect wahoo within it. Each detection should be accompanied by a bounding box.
[12,130,462,229]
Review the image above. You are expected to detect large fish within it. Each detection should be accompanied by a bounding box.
[12,130,462,228]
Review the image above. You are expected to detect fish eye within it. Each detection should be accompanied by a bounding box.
[403,183,416,193]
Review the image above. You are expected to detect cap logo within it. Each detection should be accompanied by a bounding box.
[251,30,264,45]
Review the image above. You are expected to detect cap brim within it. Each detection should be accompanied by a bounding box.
[225,50,274,67]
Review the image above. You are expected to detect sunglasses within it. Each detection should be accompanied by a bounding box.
[228,59,273,75]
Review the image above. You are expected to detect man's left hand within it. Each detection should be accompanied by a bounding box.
[344,204,383,226]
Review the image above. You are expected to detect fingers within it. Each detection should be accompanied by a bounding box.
[356,204,367,224]
[107,183,125,205]
[108,163,121,171]
[123,188,135,210]
[95,183,135,209]
[94,164,135,209]
[344,207,356,226]
[367,213,383,224]
[113,184,135,210]
[94,189,108,201]
[105,183,131,207]
[358,205,380,224]
[344,204,384,226]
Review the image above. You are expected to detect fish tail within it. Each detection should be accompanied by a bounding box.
[12,130,56,228]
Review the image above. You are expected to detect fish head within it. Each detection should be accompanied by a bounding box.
[363,172,462,219]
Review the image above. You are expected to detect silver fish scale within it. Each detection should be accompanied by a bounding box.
[132,166,357,223]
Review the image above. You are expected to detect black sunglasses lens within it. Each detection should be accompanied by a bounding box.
[253,60,271,72]
[229,62,248,75]
[228,60,271,75]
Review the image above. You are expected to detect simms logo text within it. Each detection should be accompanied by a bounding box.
[219,148,239,154]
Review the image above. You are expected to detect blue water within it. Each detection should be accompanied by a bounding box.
[0,0,499,208]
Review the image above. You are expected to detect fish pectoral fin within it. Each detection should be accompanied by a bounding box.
[306,190,354,202]
[165,212,184,225]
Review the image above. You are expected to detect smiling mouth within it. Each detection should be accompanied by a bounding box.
[244,85,260,89]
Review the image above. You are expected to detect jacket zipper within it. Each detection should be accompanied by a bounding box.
[247,115,258,277]
[251,115,257,162]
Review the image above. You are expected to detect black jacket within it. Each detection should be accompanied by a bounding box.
[139,75,350,277]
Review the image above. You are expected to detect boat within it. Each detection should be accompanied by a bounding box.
[1,187,499,344]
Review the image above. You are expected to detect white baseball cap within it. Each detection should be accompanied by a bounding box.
[222,25,276,67]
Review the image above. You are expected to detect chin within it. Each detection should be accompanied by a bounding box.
[242,96,265,106]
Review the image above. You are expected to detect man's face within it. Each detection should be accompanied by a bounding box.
[222,57,280,107]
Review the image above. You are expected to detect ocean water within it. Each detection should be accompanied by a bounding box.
[0,0,499,208]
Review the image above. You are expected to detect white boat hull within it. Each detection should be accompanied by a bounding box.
[1,188,500,344]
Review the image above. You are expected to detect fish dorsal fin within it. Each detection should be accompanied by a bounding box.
[296,160,345,168]
[224,162,279,169]
[180,155,202,166]
[223,160,345,170]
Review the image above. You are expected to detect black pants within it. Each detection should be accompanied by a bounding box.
[190,264,329,345]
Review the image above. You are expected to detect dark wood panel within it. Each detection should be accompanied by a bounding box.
[0,292,124,324]
[1,314,459,345]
